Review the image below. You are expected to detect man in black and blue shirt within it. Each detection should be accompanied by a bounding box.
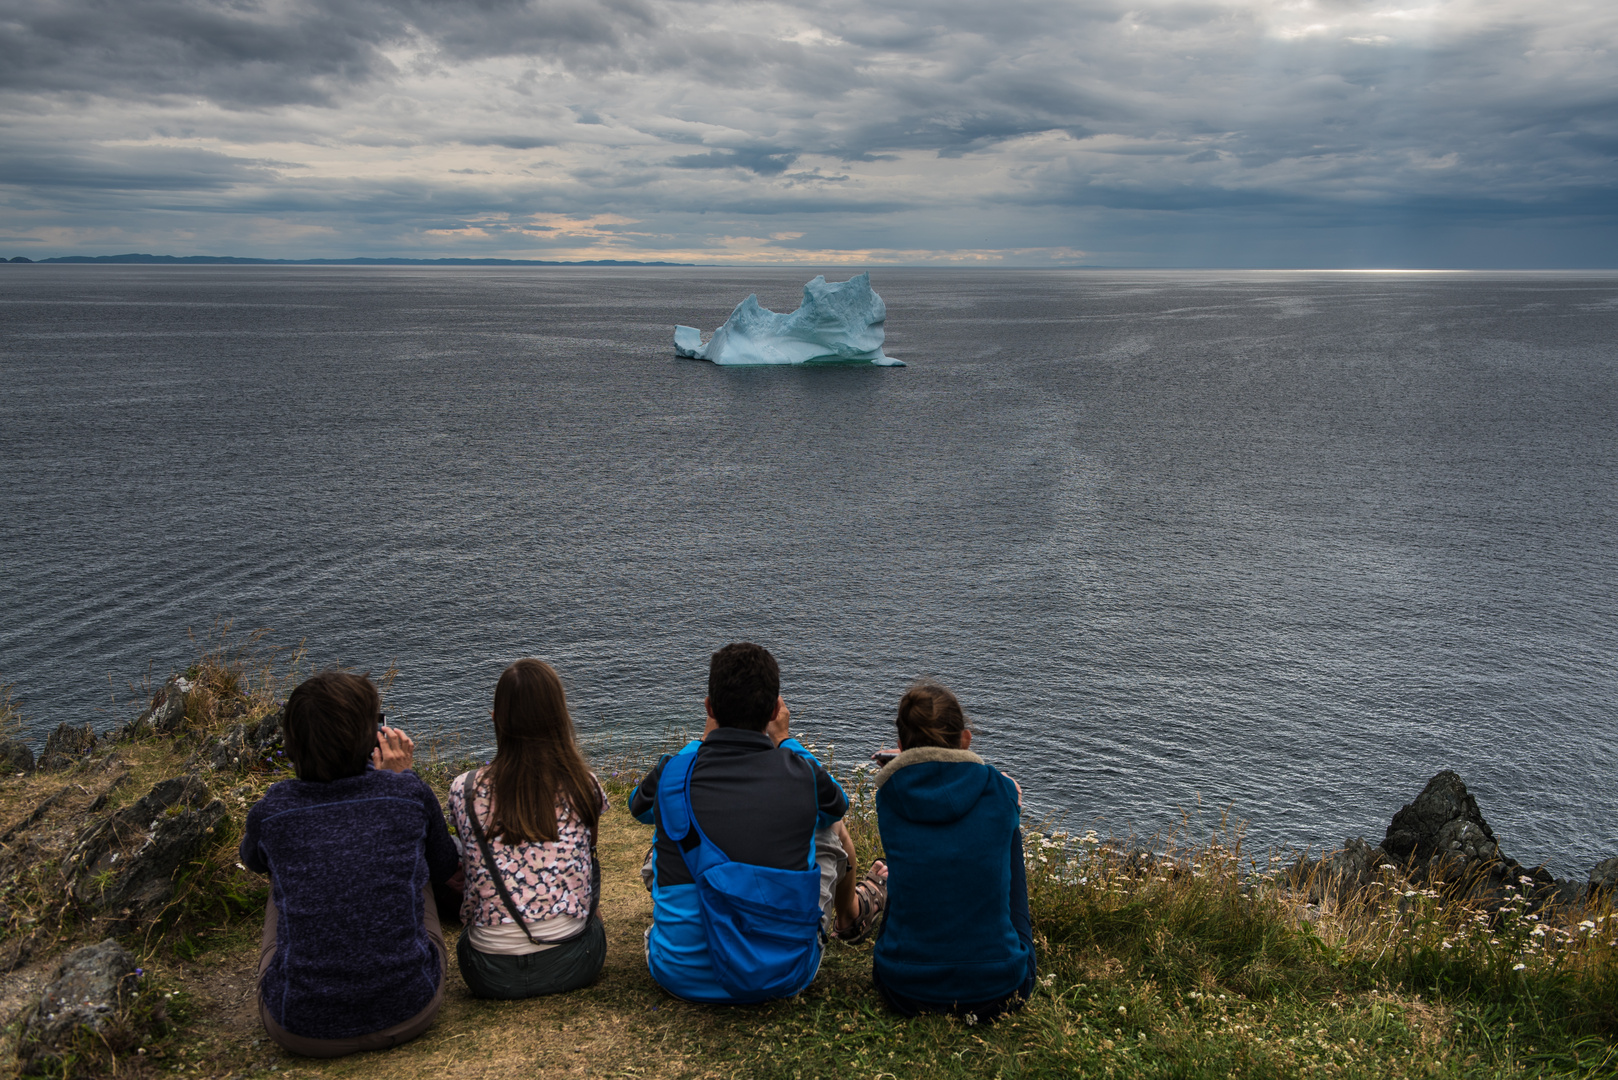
[629,642,870,1001]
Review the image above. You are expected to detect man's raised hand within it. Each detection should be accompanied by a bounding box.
[372,726,415,772]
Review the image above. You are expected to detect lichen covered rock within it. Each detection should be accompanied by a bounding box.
[67,773,227,921]
[0,734,35,773]
[126,676,191,737]
[18,938,148,1073]
[37,722,96,771]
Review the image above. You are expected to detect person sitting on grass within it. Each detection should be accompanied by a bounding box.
[629,642,886,1003]
[448,658,608,999]
[240,671,459,1058]
[871,682,1036,1022]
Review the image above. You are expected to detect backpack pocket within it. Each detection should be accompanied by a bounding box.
[695,861,824,1002]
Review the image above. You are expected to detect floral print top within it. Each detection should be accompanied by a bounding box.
[449,766,607,929]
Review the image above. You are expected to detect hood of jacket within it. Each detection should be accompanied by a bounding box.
[872,746,993,825]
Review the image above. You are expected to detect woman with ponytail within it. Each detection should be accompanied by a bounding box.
[870,682,1036,1021]
[449,659,608,998]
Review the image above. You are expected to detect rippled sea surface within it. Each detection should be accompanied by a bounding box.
[3,266,1615,875]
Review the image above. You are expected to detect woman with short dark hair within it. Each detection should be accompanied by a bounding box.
[871,681,1036,1022]
[240,671,459,1057]
[449,659,608,998]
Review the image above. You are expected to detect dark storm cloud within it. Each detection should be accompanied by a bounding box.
[0,143,288,192]
[0,1,391,106]
[403,0,660,60]
[668,148,799,175]
[0,0,660,107]
[0,0,1613,263]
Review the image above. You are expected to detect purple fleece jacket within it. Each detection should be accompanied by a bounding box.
[240,766,459,1040]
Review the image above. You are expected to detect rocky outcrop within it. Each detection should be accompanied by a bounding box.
[125,676,191,737]
[0,735,35,773]
[1381,770,1499,868]
[1303,836,1390,904]
[65,774,227,922]
[37,723,96,771]
[17,938,153,1074]
[1591,856,1618,896]
[191,704,284,773]
[249,705,282,749]
[1301,771,1590,912]
[201,723,250,771]
[1382,772,1568,906]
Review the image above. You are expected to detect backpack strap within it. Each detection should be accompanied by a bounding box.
[660,749,728,880]
[659,749,696,843]
[658,746,817,877]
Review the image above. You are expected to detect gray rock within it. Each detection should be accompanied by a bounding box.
[1309,836,1389,903]
[206,723,250,770]
[1366,771,1575,915]
[98,799,227,917]
[1427,818,1500,881]
[1590,856,1618,894]
[68,774,226,920]
[1457,857,1557,910]
[0,734,35,773]
[1548,878,1589,908]
[127,676,191,737]
[21,938,137,1051]
[189,706,282,772]
[247,705,283,749]
[37,722,96,770]
[1382,770,1498,865]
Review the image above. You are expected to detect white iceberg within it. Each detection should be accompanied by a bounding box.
[674,272,903,366]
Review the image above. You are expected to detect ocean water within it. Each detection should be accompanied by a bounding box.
[2,266,1615,876]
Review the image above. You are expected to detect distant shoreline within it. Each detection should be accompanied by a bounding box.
[7,256,1617,271]
[4,253,693,267]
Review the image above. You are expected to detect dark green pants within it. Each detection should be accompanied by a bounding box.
[455,916,607,1000]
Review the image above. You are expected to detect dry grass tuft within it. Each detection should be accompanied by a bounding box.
[0,684,21,740]
[177,621,302,737]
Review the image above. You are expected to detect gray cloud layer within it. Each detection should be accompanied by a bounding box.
[1,0,1614,265]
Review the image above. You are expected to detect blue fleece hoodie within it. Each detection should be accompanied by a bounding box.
[240,766,458,1040]
[872,747,1034,1007]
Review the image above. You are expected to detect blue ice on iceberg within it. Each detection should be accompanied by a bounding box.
[674,272,903,366]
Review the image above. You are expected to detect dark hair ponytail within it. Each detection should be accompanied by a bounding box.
[895,682,968,750]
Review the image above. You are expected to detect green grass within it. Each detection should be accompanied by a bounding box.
[5,630,1616,1078]
[661,789,1618,1080]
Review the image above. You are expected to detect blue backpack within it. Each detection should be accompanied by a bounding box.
[658,749,825,1002]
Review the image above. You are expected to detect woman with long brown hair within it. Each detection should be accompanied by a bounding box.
[448,659,607,998]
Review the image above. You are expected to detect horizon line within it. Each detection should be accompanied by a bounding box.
[5,253,1617,272]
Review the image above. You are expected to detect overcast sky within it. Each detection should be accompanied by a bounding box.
[1,0,1614,266]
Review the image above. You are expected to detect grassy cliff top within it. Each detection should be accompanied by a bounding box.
[2,638,1615,1079]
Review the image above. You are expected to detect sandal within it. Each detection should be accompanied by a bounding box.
[834,859,888,944]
